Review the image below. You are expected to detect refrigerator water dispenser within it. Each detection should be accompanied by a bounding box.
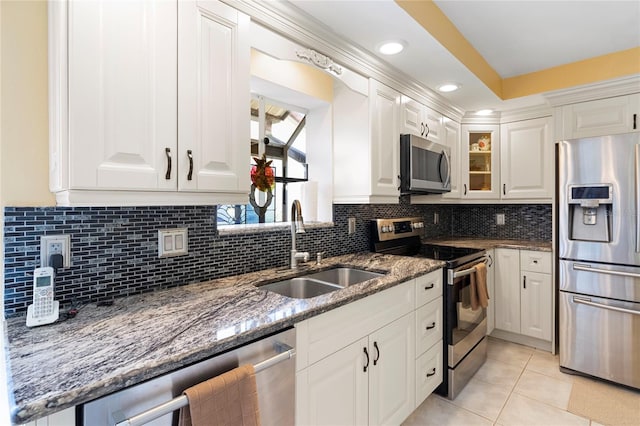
[568,184,613,242]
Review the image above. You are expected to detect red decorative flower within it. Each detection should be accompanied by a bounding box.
[251,154,275,192]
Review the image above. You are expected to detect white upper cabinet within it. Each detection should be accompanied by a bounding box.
[178,0,250,194]
[54,0,178,193]
[49,0,250,206]
[559,93,640,139]
[460,124,501,199]
[333,79,400,204]
[400,96,444,143]
[500,116,553,200]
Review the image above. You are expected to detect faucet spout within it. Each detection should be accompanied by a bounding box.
[290,200,309,269]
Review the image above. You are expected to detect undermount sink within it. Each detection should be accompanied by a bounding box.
[258,267,384,299]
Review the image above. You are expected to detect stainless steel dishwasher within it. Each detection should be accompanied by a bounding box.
[81,327,295,426]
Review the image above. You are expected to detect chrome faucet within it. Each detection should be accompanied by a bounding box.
[290,200,309,269]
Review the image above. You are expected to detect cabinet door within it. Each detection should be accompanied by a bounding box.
[68,0,177,190]
[561,95,640,138]
[178,0,250,193]
[423,106,443,144]
[369,80,401,200]
[501,117,553,200]
[494,248,521,333]
[486,249,496,335]
[297,338,369,426]
[521,271,552,341]
[442,118,461,199]
[400,95,424,137]
[460,125,500,199]
[369,313,416,426]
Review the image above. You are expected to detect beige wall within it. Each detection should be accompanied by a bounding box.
[1,0,54,206]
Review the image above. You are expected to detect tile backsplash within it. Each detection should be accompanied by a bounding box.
[3,201,550,317]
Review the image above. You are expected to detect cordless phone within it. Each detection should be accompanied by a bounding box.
[26,267,59,327]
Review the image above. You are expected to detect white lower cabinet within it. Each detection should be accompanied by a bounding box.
[494,248,552,344]
[22,407,75,426]
[485,249,496,335]
[296,269,443,425]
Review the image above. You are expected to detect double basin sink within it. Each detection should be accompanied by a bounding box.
[258,267,384,299]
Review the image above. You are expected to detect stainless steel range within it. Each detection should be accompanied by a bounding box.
[371,217,488,399]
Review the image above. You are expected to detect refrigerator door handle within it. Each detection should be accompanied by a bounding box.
[573,296,640,317]
[573,262,640,279]
[636,144,640,252]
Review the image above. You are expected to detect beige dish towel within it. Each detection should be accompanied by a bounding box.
[470,262,490,310]
[179,364,261,426]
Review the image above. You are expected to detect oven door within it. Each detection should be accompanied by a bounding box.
[445,258,488,367]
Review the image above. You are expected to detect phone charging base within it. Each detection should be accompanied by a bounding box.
[26,301,59,327]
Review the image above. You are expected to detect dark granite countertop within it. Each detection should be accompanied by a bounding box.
[4,252,444,424]
[426,238,552,252]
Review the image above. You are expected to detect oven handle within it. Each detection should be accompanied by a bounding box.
[447,256,488,285]
[573,296,640,316]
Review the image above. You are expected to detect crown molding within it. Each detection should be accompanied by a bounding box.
[225,0,465,121]
[499,105,552,123]
[544,75,640,107]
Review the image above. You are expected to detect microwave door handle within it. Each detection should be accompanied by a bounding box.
[442,149,451,188]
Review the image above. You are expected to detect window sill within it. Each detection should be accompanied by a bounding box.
[217,221,334,236]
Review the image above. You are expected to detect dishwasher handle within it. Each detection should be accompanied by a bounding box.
[114,343,295,426]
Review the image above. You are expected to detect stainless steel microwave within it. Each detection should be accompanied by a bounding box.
[400,134,451,194]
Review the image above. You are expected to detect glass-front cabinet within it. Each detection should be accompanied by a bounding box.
[460,124,500,199]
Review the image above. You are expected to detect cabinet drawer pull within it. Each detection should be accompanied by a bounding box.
[426,322,436,330]
[424,283,435,290]
[363,347,369,372]
[187,150,194,181]
[523,275,527,289]
[426,368,436,377]
[533,259,539,264]
[165,148,172,180]
[373,341,380,366]
[463,184,467,195]
[634,113,637,130]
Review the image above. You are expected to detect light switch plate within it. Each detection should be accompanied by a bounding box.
[348,218,356,234]
[158,228,188,258]
[496,213,505,225]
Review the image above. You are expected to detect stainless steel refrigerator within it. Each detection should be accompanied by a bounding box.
[558,132,640,390]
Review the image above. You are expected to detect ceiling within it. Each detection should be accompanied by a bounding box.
[284,0,640,113]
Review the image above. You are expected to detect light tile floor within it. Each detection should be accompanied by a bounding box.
[403,337,627,426]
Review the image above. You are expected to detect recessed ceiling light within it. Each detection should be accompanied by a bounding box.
[437,83,461,93]
[377,41,406,55]
[476,109,494,116]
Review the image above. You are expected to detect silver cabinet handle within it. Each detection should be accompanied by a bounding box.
[573,296,640,316]
[573,263,640,279]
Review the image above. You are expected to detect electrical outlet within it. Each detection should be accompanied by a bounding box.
[496,213,505,225]
[434,212,439,225]
[40,235,71,268]
[348,218,356,234]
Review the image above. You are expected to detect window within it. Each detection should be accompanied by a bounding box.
[217,96,308,225]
